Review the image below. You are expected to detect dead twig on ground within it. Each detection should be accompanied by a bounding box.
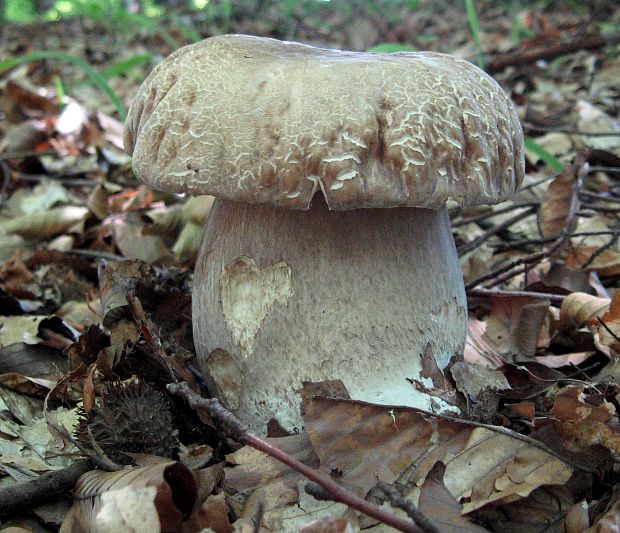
[167,382,424,533]
[0,459,93,518]
[486,31,620,72]
[377,482,442,533]
[457,206,538,256]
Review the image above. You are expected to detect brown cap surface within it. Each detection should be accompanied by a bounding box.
[124,34,524,210]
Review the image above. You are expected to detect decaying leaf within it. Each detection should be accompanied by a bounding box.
[479,296,551,360]
[303,396,436,496]
[550,385,620,454]
[443,427,573,513]
[538,164,581,238]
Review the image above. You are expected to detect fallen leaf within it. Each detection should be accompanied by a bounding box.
[443,427,573,513]
[538,164,581,238]
[61,462,196,533]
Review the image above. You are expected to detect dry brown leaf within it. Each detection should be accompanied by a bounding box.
[560,292,610,328]
[595,290,620,352]
[443,427,573,513]
[464,316,507,367]
[550,386,620,454]
[61,461,197,533]
[482,296,551,360]
[184,492,233,533]
[303,396,436,495]
[534,351,595,368]
[538,164,580,238]
[224,433,318,496]
[476,485,575,533]
[417,462,488,533]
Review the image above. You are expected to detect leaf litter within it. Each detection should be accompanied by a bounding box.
[1,2,620,532]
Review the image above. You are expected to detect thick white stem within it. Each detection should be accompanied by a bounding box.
[193,198,467,433]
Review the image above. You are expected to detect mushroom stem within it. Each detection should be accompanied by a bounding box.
[193,197,467,433]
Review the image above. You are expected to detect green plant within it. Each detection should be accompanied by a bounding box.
[464,0,485,69]
[525,137,564,172]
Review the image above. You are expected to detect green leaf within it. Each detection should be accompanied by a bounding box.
[101,54,153,79]
[525,137,565,172]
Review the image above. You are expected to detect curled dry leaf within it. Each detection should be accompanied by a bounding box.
[560,292,610,328]
[61,461,197,533]
[477,296,551,361]
[538,164,581,239]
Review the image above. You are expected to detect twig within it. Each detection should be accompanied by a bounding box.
[467,287,565,304]
[0,459,93,518]
[457,207,537,256]
[43,369,122,472]
[451,201,540,228]
[377,482,442,533]
[127,293,177,384]
[87,426,123,472]
[523,123,620,137]
[66,248,124,261]
[167,382,423,533]
[467,156,588,290]
[0,149,57,161]
[486,30,620,72]
[252,500,265,533]
[494,230,620,252]
[580,232,620,270]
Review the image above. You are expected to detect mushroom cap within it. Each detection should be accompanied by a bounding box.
[124,34,524,210]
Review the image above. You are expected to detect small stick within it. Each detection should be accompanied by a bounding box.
[167,382,423,533]
[0,459,93,518]
[457,207,537,256]
[377,482,442,533]
[486,30,620,72]
[467,287,565,304]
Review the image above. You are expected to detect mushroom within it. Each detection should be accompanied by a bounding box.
[124,34,524,433]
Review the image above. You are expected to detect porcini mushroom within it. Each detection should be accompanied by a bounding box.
[124,34,524,432]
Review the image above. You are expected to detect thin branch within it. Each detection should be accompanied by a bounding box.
[451,201,540,228]
[486,30,620,72]
[127,293,178,384]
[457,207,537,256]
[167,382,423,533]
[377,482,442,533]
[467,156,588,290]
[524,123,620,137]
[0,459,93,518]
[467,287,565,304]
[494,230,620,252]
[580,232,620,270]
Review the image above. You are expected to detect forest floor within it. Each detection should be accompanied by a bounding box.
[1,1,620,532]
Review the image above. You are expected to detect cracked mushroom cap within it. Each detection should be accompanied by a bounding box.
[124,34,525,210]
